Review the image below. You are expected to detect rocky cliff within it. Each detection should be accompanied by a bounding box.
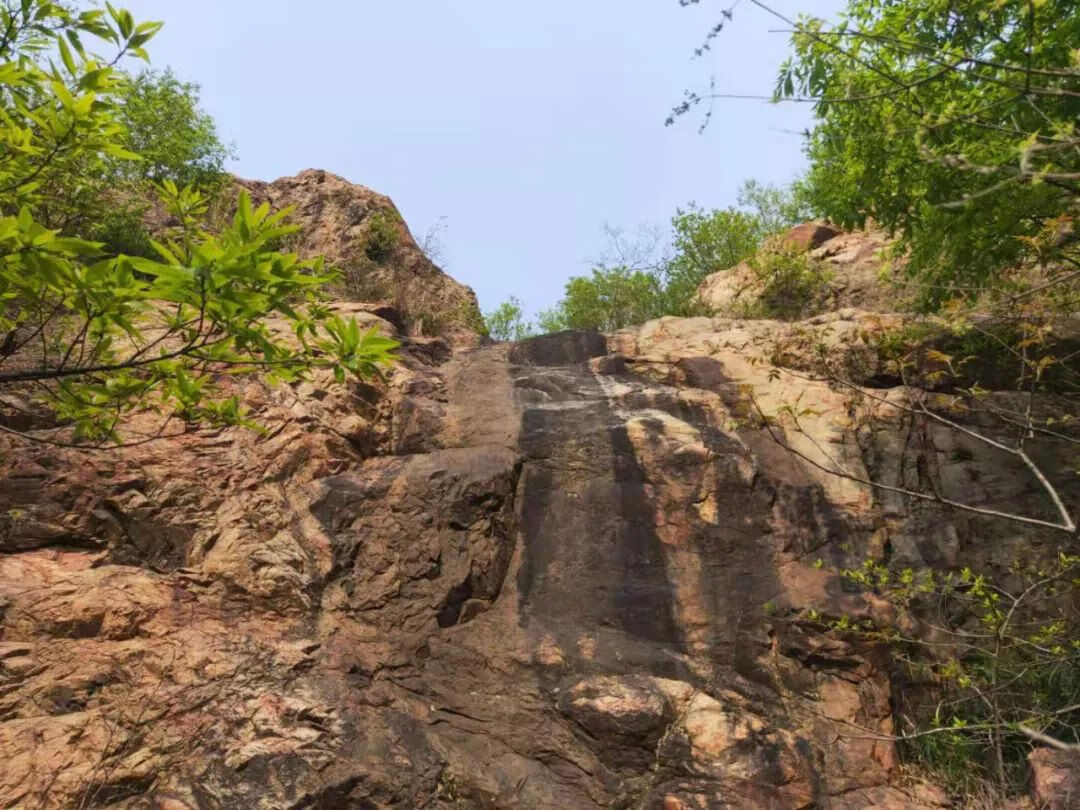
[1,192,1077,809]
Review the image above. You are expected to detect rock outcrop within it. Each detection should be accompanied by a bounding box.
[2,206,1078,808]
[697,224,913,316]
[237,170,480,337]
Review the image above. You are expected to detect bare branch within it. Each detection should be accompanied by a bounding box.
[1018,725,1080,752]
[746,391,1076,534]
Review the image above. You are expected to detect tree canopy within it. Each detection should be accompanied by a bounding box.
[781,0,1080,302]
[0,1,396,447]
[659,204,766,317]
[518,180,805,335]
[484,295,534,341]
[115,67,235,188]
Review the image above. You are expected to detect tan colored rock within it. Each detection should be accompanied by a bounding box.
[1030,748,1080,810]
[832,784,950,809]
[3,238,1077,807]
[558,676,673,742]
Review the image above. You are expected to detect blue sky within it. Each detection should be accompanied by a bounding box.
[124,0,844,316]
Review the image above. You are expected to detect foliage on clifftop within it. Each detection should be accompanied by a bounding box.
[485,179,813,337]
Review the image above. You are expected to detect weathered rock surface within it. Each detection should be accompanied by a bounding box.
[237,170,480,337]
[3,224,1078,807]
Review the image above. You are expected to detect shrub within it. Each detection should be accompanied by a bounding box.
[835,555,1080,795]
[88,201,154,258]
[364,212,399,264]
[742,238,832,320]
[459,300,489,337]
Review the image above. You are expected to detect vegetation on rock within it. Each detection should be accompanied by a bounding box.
[0,1,397,448]
[483,295,533,342]
[737,236,833,320]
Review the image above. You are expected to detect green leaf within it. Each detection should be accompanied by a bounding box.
[52,80,75,110]
[65,29,84,56]
[149,239,180,265]
[56,35,76,76]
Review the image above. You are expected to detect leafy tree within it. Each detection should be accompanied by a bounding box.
[660,203,764,316]
[28,46,233,258]
[539,180,807,330]
[736,178,811,236]
[673,2,1080,303]
[484,296,534,342]
[90,68,234,259]
[539,266,664,332]
[115,67,235,188]
[776,0,1080,304]
[535,305,570,335]
[0,1,396,448]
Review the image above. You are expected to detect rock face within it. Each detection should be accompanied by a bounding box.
[237,170,480,337]
[2,219,1077,807]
